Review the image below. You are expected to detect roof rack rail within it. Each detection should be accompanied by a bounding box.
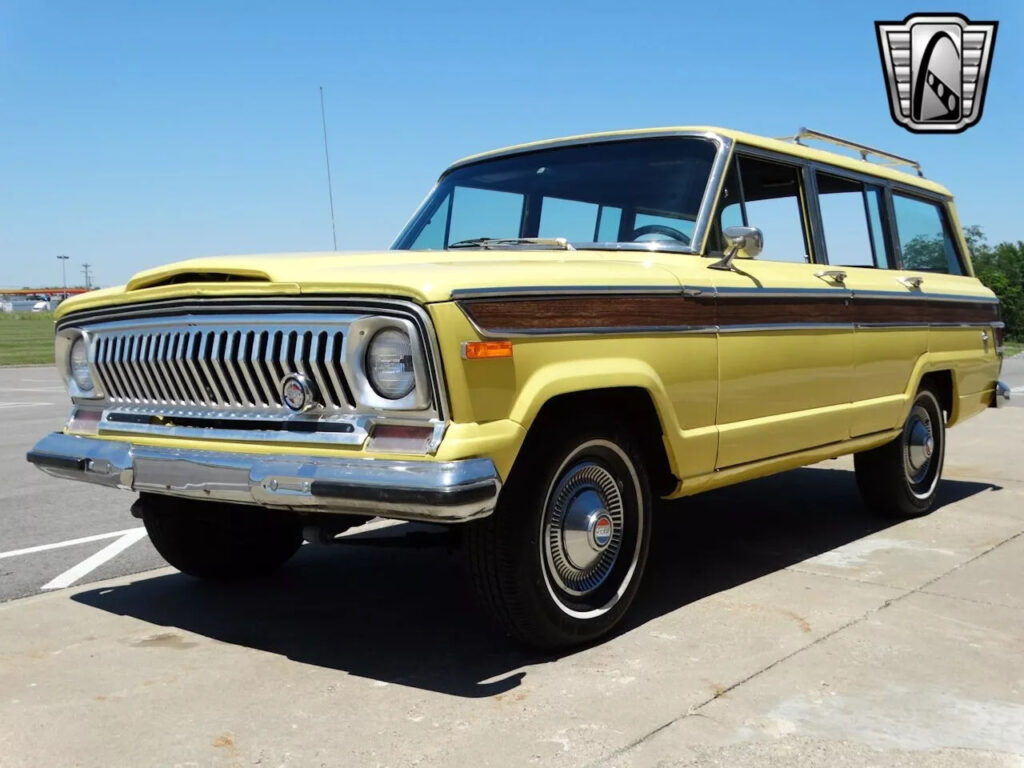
[777,127,924,178]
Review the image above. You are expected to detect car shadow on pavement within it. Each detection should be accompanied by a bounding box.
[71,465,999,698]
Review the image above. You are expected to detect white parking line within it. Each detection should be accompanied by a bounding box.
[41,528,149,590]
[0,528,144,560]
[3,387,66,392]
[0,401,54,409]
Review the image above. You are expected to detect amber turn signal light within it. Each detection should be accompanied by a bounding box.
[463,340,513,359]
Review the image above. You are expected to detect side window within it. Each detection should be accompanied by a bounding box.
[815,173,890,268]
[722,155,811,263]
[892,194,964,275]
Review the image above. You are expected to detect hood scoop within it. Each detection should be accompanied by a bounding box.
[127,268,272,292]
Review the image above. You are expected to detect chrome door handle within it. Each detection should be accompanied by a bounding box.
[898,275,925,289]
[814,269,847,285]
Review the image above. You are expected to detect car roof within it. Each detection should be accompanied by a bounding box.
[447,126,952,198]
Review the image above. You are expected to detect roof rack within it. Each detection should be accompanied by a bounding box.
[777,127,924,177]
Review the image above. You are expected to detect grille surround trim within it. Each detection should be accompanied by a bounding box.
[80,315,364,414]
[56,296,450,449]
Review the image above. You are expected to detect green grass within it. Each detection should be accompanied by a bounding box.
[0,312,56,366]
[1003,340,1024,358]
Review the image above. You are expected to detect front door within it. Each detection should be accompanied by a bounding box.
[705,152,853,468]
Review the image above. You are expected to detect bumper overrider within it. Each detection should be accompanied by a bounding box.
[26,433,501,523]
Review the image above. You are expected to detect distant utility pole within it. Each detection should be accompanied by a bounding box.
[319,85,338,250]
[56,254,69,294]
[81,263,93,289]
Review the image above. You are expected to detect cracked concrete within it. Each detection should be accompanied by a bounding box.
[1,408,1022,767]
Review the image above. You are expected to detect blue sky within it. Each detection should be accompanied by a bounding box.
[1,0,1020,289]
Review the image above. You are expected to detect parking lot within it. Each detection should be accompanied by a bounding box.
[1,362,1023,767]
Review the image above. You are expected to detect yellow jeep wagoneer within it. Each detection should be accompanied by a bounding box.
[29,127,1009,648]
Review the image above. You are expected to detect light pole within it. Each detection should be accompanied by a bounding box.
[56,254,69,296]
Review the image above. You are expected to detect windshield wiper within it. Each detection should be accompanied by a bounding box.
[448,237,575,250]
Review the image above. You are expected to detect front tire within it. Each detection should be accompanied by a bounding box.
[465,421,652,650]
[137,494,304,581]
[854,386,946,518]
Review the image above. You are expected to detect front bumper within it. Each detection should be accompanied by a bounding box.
[26,433,500,523]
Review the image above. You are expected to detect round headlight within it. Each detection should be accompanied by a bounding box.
[69,337,94,392]
[365,329,415,399]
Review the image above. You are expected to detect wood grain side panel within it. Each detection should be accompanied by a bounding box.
[459,293,1000,333]
[716,296,847,326]
[458,296,713,331]
[852,297,1000,325]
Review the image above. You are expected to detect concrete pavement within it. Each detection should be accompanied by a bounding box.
[0,366,165,601]
[0,369,1021,766]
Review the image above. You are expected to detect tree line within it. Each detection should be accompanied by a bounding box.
[965,226,1023,341]
[901,226,1022,341]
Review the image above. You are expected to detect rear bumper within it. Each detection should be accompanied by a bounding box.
[991,381,1011,408]
[26,433,500,523]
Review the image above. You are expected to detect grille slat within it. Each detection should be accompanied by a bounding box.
[235,332,263,407]
[122,337,146,401]
[212,332,239,406]
[129,336,150,400]
[109,336,132,401]
[93,322,356,413]
[163,334,190,405]
[307,331,335,408]
[323,332,349,409]
[249,331,275,406]
[92,338,114,395]
[175,332,203,405]
[146,335,172,403]
[196,332,224,406]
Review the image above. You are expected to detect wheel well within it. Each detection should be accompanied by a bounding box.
[523,387,677,496]
[920,370,955,421]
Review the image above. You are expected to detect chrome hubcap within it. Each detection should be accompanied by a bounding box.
[544,461,624,596]
[903,405,935,485]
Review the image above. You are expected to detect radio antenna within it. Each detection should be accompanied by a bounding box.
[319,86,338,250]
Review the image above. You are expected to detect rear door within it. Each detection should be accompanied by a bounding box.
[809,169,929,436]
[705,151,853,468]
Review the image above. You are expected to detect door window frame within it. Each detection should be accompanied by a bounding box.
[805,167,895,270]
[713,145,819,264]
[887,190,967,275]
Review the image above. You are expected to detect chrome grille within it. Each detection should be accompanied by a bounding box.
[91,323,354,412]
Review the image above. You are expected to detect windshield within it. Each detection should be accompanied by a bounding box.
[392,136,719,251]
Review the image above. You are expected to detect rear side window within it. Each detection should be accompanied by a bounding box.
[892,194,963,275]
[815,173,890,269]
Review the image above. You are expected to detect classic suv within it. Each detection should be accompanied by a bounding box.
[28,126,1009,649]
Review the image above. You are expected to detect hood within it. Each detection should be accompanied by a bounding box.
[56,249,688,318]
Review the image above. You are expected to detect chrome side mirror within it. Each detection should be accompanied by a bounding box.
[710,226,764,271]
[724,226,763,259]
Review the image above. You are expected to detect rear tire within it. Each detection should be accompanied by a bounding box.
[854,386,946,519]
[137,494,303,581]
[465,419,652,650]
